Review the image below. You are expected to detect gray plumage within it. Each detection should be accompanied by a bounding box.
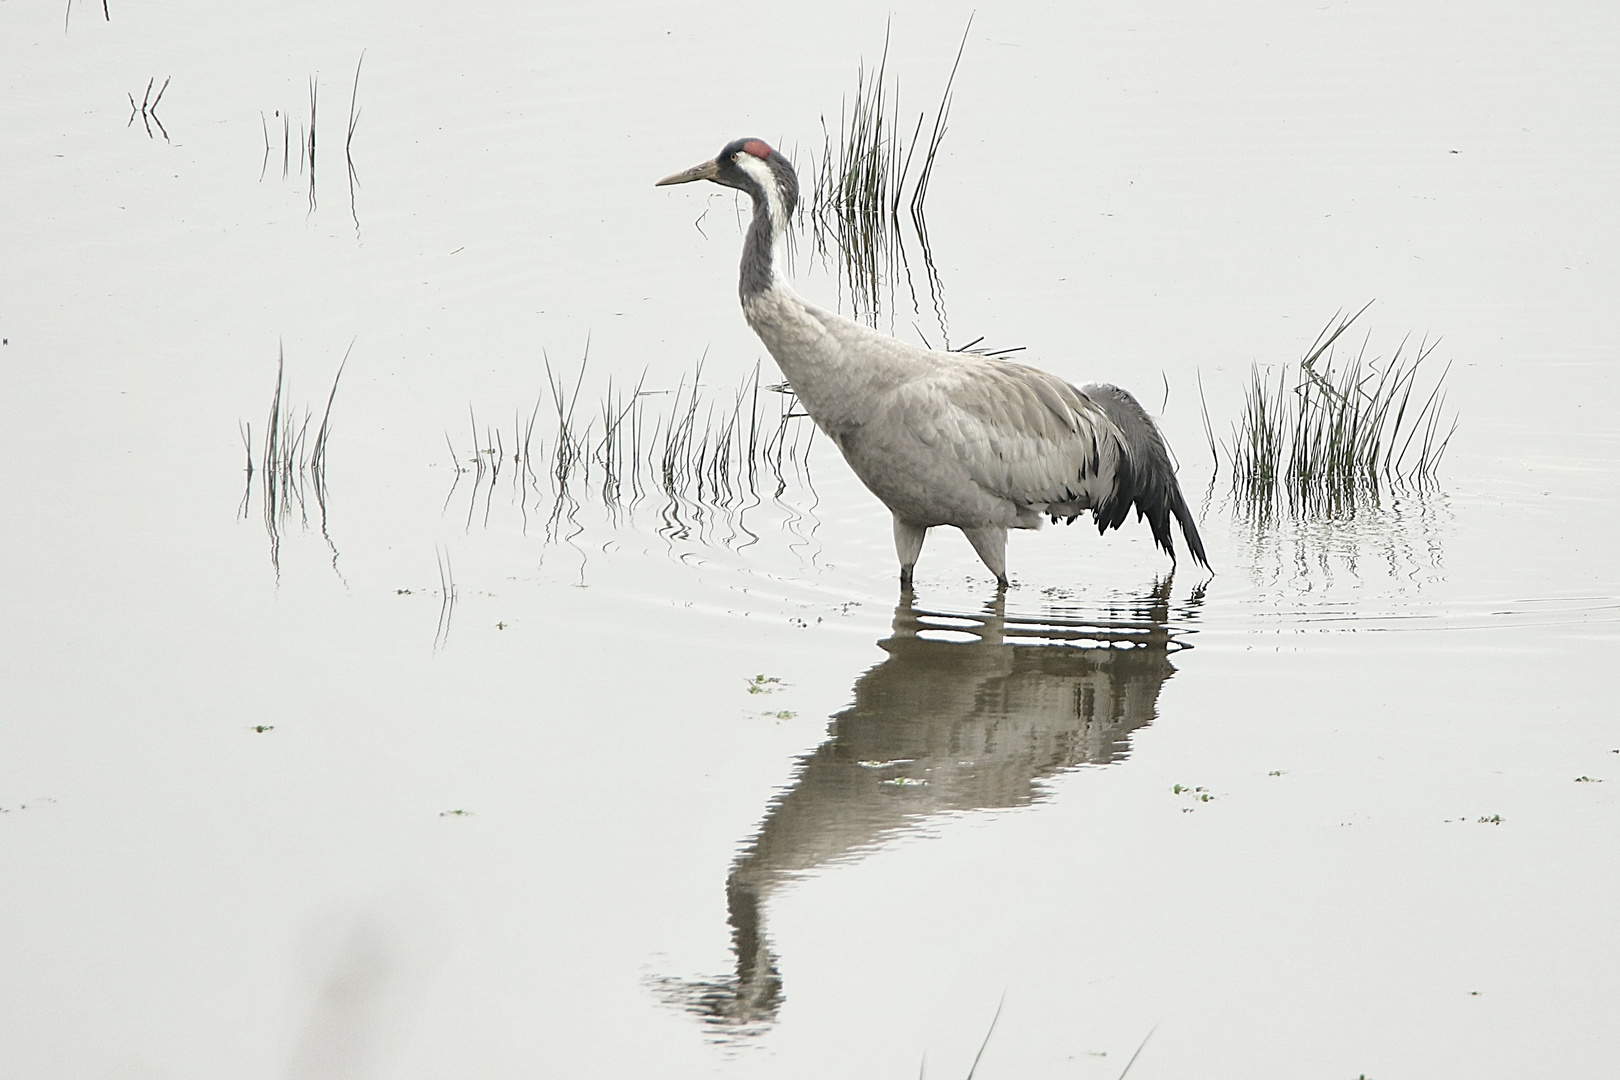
[658,138,1209,589]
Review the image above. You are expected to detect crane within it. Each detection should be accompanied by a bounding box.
[657,138,1209,589]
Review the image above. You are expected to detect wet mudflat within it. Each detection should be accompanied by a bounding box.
[3,2,1618,1077]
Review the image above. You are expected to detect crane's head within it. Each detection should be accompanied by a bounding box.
[656,138,799,224]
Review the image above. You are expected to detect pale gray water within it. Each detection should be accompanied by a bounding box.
[3,2,1618,1077]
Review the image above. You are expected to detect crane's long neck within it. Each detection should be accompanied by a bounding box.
[739,201,780,302]
[731,153,891,436]
[736,158,792,304]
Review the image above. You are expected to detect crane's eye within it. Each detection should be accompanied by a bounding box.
[731,153,740,162]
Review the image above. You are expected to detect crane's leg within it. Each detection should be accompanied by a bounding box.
[962,525,1010,590]
[893,516,927,589]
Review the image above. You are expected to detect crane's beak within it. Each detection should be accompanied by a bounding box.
[655,158,720,186]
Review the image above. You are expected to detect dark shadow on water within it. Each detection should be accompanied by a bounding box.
[651,582,1191,1038]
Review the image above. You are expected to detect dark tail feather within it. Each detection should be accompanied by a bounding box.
[1083,383,1211,571]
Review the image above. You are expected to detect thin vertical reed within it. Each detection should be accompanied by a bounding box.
[444,355,817,537]
[1222,304,1456,518]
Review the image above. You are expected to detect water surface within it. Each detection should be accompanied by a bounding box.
[3,2,1618,1078]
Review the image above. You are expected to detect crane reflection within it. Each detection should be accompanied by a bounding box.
[653,582,1194,1036]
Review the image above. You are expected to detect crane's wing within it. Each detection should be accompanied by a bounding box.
[888,357,1126,513]
[883,358,1209,567]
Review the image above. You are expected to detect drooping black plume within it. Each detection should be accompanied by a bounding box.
[1082,383,1210,569]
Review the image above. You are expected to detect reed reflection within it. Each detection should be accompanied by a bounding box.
[440,362,817,547]
[655,583,1189,1036]
[801,20,970,336]
[238,347,346,582]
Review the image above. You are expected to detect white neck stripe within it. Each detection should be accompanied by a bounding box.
[734,153,785,237]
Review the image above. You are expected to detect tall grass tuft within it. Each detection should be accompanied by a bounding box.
[240,342,349,577]
[445,358,817,544]
[1212,303,1456,519]
[255,57,365,224]
[806,19,970,329]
